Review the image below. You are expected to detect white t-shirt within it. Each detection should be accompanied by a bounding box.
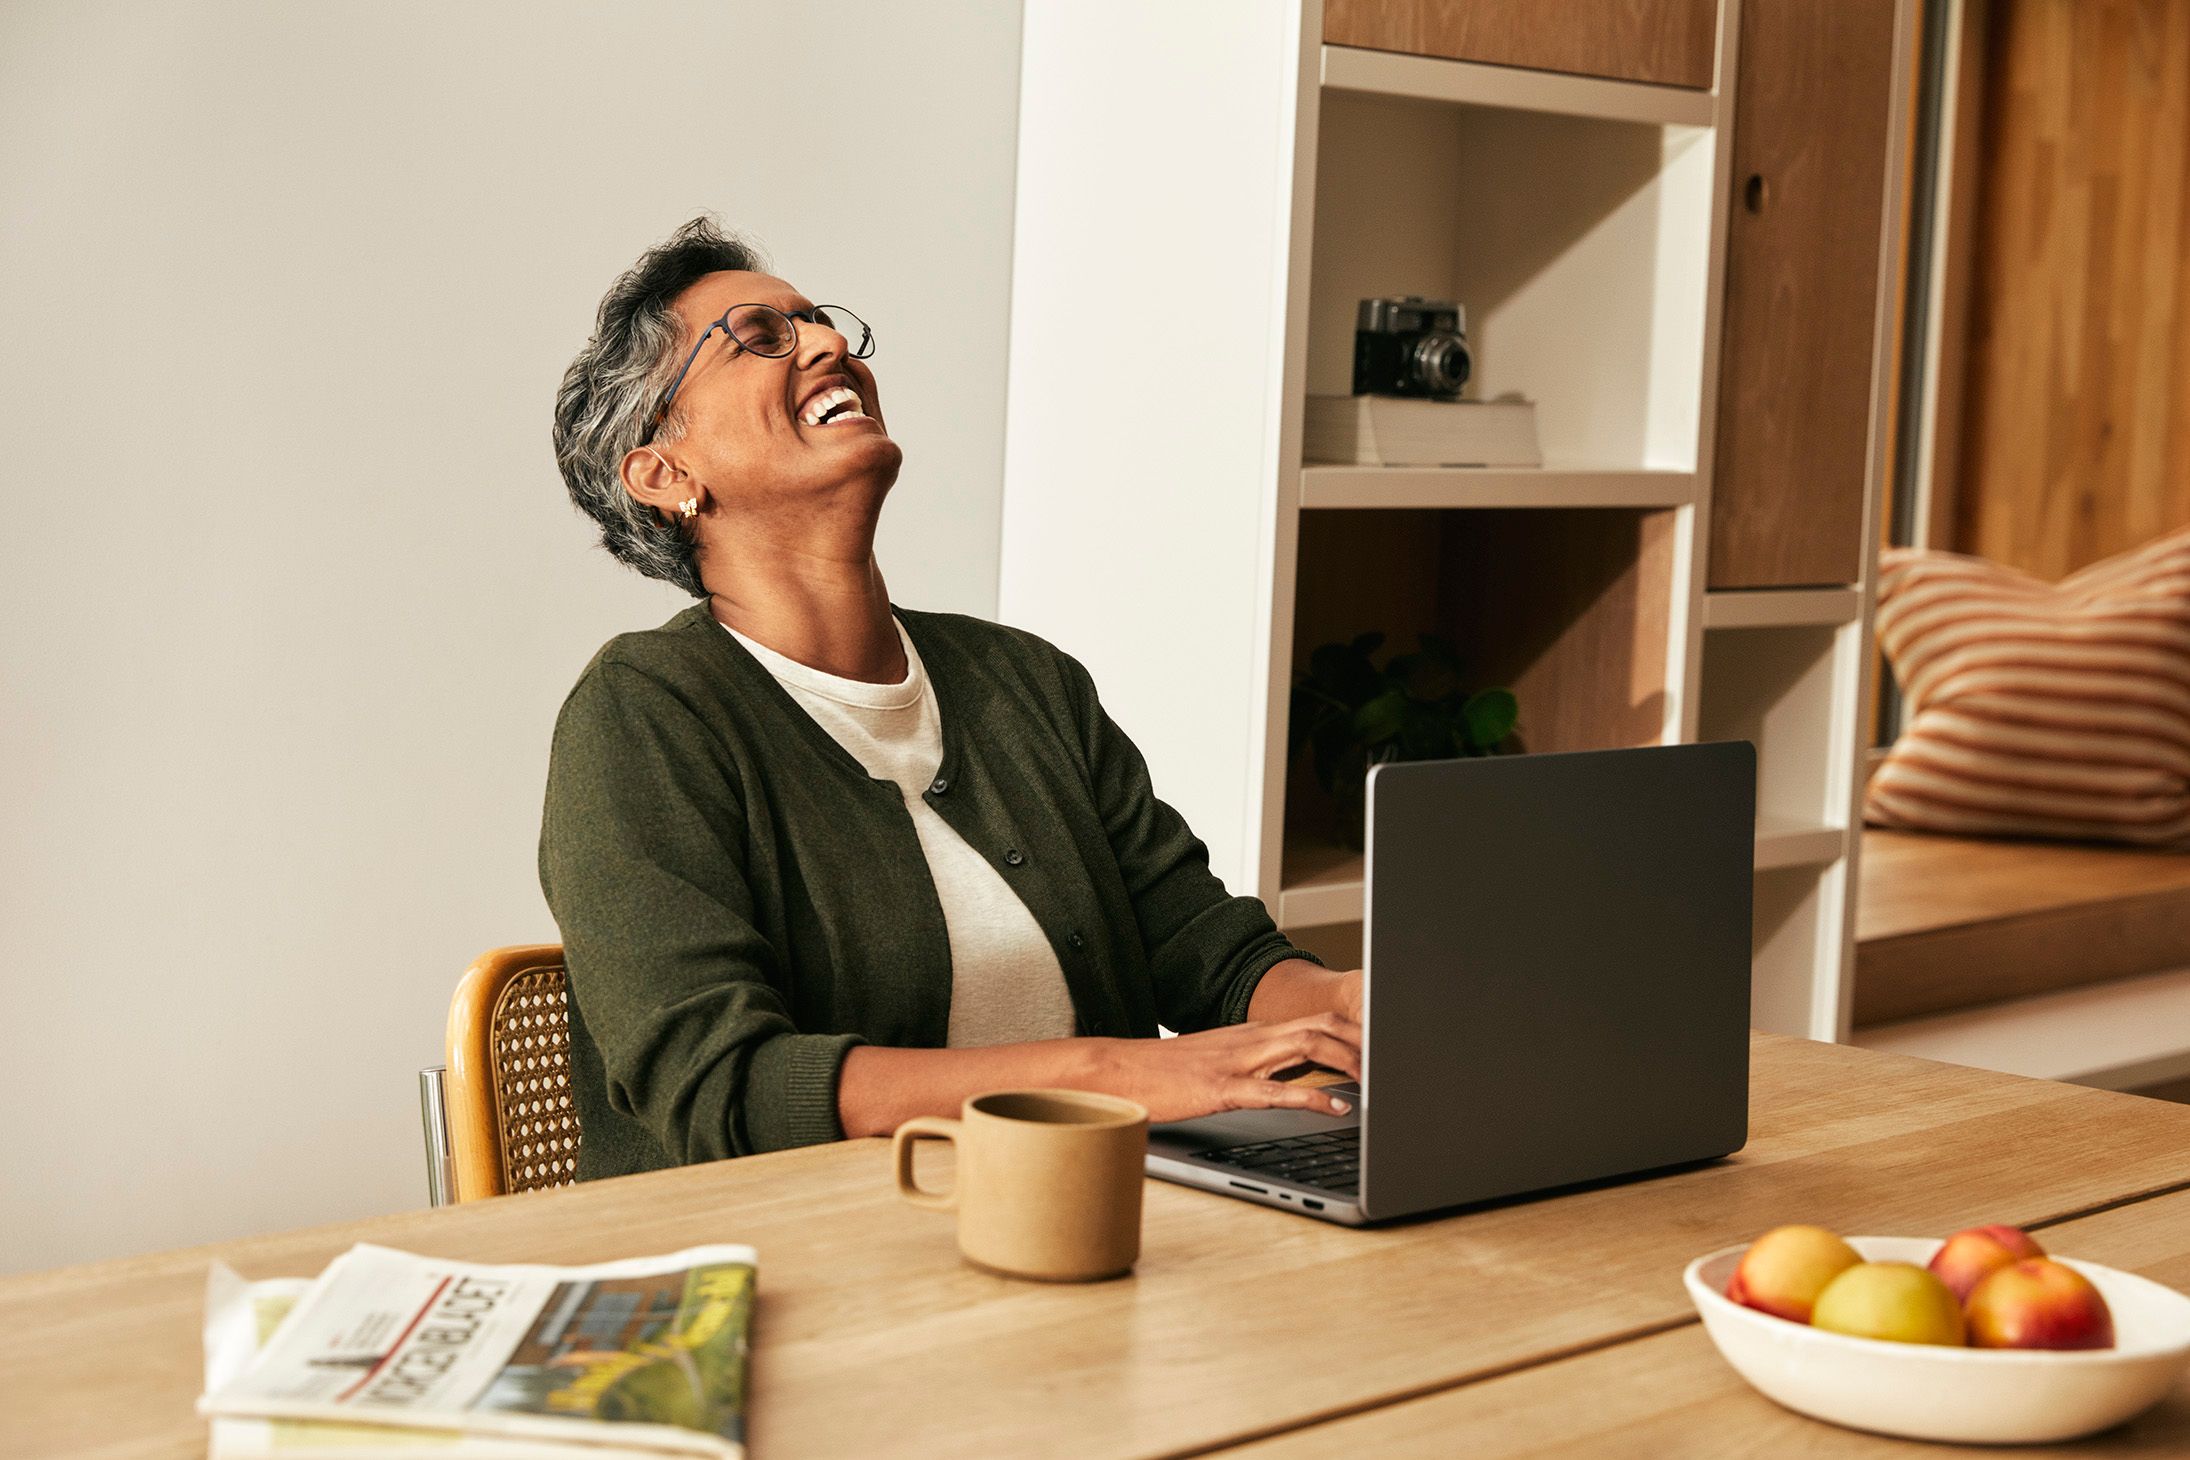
[722,615,1079,1048]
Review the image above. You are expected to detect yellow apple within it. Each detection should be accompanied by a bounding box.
[1811,1262,1967,1346]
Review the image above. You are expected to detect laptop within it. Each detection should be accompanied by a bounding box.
[1145,741,1755,1226]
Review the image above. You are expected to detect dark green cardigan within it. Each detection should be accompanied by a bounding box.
[537,600,1324,1180]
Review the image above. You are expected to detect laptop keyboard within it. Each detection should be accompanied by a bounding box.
[1195,1128,1359,1195]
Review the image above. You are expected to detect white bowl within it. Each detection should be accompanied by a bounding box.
[1685,1236,2190,1444]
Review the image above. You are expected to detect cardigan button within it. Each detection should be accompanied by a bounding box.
[929,776,949,794]
[1067,929,1084,949]
[1003,847,1024,866]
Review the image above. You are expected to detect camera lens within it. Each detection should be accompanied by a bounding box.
[1411,333,1471,396]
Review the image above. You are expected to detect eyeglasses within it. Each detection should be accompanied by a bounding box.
[642,303,873,444]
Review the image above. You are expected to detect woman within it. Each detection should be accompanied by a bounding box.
[544,216,1362,1181]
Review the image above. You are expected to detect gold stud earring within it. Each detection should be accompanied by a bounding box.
[679,497,699,519]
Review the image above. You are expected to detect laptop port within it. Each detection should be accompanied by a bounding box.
[1228,1181,1267,1195]
[1303,1199,1325,1211]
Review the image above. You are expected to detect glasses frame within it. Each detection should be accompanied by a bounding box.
[641,302,872,446]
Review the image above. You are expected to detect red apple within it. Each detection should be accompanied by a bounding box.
[1965,1258,2115,1350]
[1929,1224,2046,1302]
[1725,1224,1862,1324]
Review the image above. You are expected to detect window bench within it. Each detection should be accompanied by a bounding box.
[1852,827,2190,1090]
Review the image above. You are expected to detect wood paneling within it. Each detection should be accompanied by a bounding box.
[1323,0,1720,91]
[1709,0,1902,588]
[1951,0,2190,580]
[1921,0,1996,550]
[11,1037,2190,1457]
[1854,827,2190,1025]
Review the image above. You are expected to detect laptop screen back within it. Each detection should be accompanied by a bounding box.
[1359,742,1754,1221]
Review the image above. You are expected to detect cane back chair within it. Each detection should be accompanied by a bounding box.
[419,943,579,1204]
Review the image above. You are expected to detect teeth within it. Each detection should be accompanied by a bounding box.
[801,386,864,425]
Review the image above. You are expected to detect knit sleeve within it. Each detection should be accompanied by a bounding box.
[1050,646,1327,1031]
[539,658,863,1160]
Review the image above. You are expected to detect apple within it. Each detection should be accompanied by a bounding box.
[1965,1258,2116,1350]
[1725,1224,1862,1323]
[1928,1224,2046,1302]
[1811,1261,1967,1346]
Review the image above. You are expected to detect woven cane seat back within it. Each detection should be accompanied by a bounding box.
[489,966,579,1194]
[444,944,579,1201]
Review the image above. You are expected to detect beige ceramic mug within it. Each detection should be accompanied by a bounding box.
[892,1089,1150,1282]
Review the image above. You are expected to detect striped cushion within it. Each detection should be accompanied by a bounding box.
[1865,528,2190,848]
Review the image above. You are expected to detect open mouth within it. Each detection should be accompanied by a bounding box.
[799,385,874,428]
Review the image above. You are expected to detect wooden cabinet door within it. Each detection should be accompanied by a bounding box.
[1323,0,1720,90]
[1708,0,1900,588]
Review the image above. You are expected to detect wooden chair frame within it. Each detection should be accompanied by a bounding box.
[431,943,576,1203]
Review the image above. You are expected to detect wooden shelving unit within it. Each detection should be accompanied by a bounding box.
[1001,0,1914,1042]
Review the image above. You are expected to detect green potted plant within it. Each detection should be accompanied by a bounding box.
[1288,630,1521,851]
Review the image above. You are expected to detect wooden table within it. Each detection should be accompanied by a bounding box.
[8,1035,2190,1457]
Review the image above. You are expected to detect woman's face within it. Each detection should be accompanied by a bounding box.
[654,269,902,510]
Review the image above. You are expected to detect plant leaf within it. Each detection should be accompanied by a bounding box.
[1461,688,1519,749]
[1351,688,1408,745]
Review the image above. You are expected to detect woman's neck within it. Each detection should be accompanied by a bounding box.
[705,557,904,684]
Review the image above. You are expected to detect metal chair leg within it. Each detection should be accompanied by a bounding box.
[419,1065,455,1207]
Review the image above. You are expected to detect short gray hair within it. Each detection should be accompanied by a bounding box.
[553,214,769,597]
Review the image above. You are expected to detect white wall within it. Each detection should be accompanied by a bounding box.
[0,0,1023,1272]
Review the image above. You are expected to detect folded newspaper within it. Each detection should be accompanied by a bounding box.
[199,1242,757,1459]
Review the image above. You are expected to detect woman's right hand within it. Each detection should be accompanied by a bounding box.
[1088,1014,1363,1123]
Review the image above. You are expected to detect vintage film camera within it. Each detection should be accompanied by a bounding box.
[1352,296,1471,400]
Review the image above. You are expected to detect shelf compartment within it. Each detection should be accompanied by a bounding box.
[1703,587,1863,630]
[1696,622,1846,833]
[1320,44,1717,128]
[1290,505,1678,758]
[1751,863,1833,1037]
[1308,89,1718,475]
[1280,505,1678,920]
[1300,465,1696,510]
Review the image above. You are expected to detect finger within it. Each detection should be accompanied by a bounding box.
[1255,1024,1362,1078]
[1231,1079,1354,1117]
[1287,1030,1364,1080]
[1253,1032,1361,1084]
[1285,1011,1363,1045]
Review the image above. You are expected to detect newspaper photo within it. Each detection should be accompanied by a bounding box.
[203,1267,562,1458]
[199,1243,757,1459]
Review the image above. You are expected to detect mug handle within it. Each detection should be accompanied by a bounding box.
[892,1116,961,1212]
